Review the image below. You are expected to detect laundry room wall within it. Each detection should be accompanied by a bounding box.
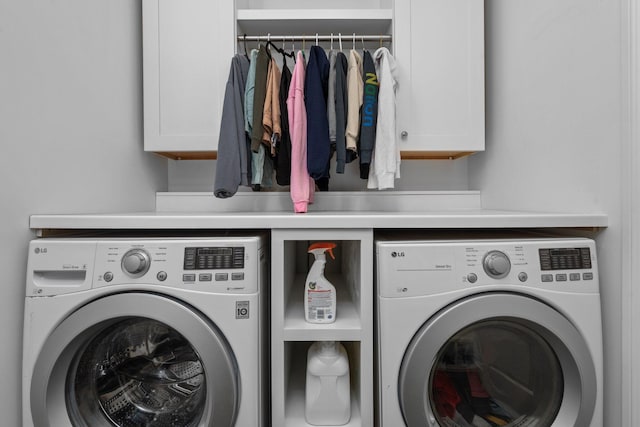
[0,2,167,426]
[469,1,627,425]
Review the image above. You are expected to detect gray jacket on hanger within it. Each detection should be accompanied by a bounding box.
[214,54,250,198]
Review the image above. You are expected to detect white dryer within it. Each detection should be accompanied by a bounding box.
[376,237,602,427]
[23,235,267,427]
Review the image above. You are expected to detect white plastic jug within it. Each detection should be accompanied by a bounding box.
[305,341,351,425]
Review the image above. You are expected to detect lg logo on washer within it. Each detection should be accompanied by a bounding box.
[391,251,405,258]
[34,247,48,254]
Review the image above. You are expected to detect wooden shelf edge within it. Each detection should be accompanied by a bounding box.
[151,151,479,161]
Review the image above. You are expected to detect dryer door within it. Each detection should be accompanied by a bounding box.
[30,292,238,427]
[399,293,597,427]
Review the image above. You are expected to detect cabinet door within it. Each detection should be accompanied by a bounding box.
[394,0,484,156]
[143,0,234,154]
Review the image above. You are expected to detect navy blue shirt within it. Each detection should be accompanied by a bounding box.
[304,46,331,181]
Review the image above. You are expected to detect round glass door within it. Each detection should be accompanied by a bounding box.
[67,318,206,427]
[399,293,597,427]
[30,292,239,427]
[429,320,563,427]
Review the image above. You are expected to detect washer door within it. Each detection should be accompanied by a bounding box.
[30,292,239,427]
[399,293,597,427]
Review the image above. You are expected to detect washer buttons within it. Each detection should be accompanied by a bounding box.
[157,271,167,281]
[518,272,528,282]
[466,273,478,283]
[103,272,114,282]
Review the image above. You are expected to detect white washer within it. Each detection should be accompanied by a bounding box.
[23,236,267,427]
[376,237,603,427]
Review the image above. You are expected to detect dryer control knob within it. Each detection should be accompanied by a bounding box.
[483,250,511,279]
[122,249,151,277]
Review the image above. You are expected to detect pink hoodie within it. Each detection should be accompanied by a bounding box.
[287,51,315,213]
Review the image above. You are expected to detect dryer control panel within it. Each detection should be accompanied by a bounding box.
[376,238,599,297]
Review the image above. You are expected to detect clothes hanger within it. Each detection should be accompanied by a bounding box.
[352,33,356,51]
[243,34,249,59]
[339,33,343,52]
[265,36,294,60]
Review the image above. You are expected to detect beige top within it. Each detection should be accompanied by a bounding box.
[346,49,363,153]
[263,57,282,154]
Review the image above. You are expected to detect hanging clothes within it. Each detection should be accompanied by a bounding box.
[288,51,315,213]
[251,45,270,153]
[244,49,258,136]
[334,52,348,174]
[244,49,259,185]
[250,45,271,190]
[359,50,379,179]
[262,56,282,152]
[327,50,338,146]
[275,55,293,186]
[304,45,331,189]
[258,56,282,189]
[345,49,363,163]
[213,54,250,198]
[367,47,399,190]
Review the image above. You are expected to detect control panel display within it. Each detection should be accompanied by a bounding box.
[184,247,245,270]
[539,247,591,270]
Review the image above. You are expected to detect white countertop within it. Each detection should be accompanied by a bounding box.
[29,209,608,231]
[30,192,608,232]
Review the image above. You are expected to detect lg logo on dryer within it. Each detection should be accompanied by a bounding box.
[34,247,48,254]
[391,251,405,258]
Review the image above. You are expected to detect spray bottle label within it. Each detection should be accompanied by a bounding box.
[307,287,333,321]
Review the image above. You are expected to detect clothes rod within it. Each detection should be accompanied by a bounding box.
[239,34,392,43]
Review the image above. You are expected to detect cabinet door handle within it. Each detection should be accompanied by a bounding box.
[400,131,408,138]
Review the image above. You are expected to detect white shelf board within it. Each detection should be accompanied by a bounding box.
[236,9,393,36]
[284,274,362,341]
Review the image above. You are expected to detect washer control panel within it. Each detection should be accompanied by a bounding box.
[92,238,262,293]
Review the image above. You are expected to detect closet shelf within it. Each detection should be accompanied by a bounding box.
[236,9,393,36]
[152,151,477,161]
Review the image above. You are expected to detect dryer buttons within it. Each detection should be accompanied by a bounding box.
[466,273,478,283]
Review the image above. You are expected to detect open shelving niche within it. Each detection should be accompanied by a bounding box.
[271,229,373,427]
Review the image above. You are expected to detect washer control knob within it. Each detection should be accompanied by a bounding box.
[483,250,511,279]
[122,249,151,277]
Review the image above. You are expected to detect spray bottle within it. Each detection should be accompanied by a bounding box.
[305,242,337,324]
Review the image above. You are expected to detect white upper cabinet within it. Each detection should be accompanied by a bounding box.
[394,0,485,158]
[142,0,234,157]
[142,0,484,159]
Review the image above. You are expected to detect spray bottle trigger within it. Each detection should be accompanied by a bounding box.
[308,242,337,259]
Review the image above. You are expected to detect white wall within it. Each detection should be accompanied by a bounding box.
[0,2,167,425]
[168,158,470,191]
[469,1,625,425]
